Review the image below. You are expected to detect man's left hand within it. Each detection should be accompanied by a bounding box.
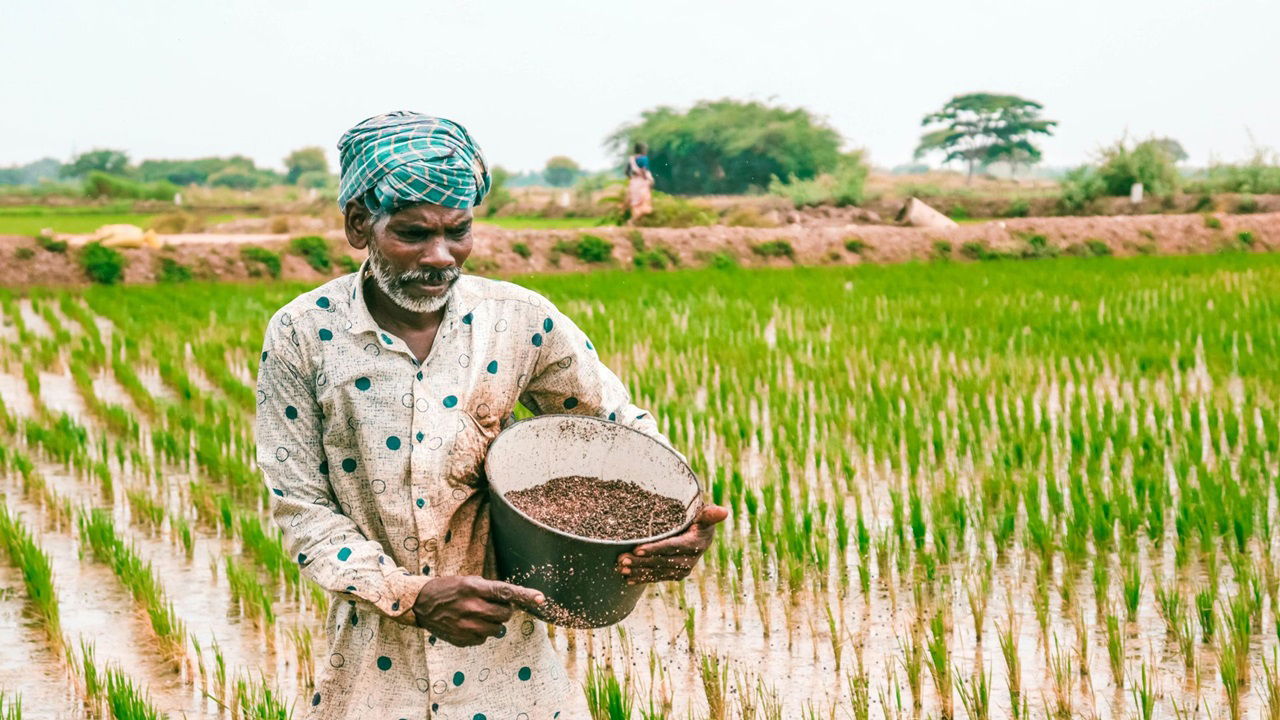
[615,504,729,584]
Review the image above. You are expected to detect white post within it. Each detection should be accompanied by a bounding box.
[1129,182,1143,205]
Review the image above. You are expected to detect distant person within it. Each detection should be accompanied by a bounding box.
[254,112,726,720]
[625,141,655,225]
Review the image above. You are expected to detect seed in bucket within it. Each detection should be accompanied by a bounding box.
[505,475,685,541]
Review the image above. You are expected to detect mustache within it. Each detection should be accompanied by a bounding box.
[394,266,461,286]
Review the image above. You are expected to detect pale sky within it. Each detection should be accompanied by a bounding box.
[3,0,1277,174]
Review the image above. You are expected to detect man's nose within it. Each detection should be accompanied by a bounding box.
[418,240,454,268]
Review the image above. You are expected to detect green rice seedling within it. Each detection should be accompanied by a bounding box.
[1261,648,1280,720]
[0,692,20,720]
[225,556,275,625]
[1155,580,1185,635]
[1219,634,1243,720]
[1105,611,1125,685]
[1130,661,1156,720]
[1176,610,1197,672]
[900,631,924,712]
[925,613,953,720]
[955,664,991,720]
[212,640,227,705]
[757,679,783,720]
[1122,558,1143,621]
[125,489,164,531]
[104,666,164,720]
[966,558,992,642]
[1196,587,1215,642]
[229,673,291,720]
[848,657,871,720]
[1048,637,1074,720]
[684,604,696,653]
[824,604,843,672]
[288,625,315,688]
[642,649,672,720]
[698,651,728,720]
[585,657,633,720]
[0,503,60,639]
[996,616,1021,715]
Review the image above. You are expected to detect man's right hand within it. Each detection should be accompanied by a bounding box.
[412,576,545,647]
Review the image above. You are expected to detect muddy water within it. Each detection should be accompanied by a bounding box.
[38,371,86,420]
[0,373,36,417]
[17,299,51,338]
[0,560,80,716]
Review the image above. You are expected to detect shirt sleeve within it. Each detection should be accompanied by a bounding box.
[255,319,428,624]
[518,300,679,455]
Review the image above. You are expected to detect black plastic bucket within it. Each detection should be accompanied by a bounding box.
[485,414,701,628]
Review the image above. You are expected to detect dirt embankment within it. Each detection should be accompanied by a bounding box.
[1,212,1277,287]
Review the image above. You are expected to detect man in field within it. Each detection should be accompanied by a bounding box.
[254,112,727,719]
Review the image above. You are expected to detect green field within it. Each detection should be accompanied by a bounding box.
[1,255,1279,717]
[477,214,608,230]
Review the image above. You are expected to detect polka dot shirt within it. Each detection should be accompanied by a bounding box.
[255,264,668,719]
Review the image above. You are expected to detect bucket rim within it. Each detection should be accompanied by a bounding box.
[485,413,702,547]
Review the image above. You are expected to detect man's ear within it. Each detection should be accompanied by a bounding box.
[345,200,373,250]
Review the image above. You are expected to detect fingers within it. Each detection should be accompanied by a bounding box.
[632,504,727,557]
[472,578,546,611]
[694,504,730,527]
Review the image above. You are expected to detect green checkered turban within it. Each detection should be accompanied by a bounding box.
[337,112,491,214]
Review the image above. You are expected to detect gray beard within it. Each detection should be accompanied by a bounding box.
[367,242,460,314]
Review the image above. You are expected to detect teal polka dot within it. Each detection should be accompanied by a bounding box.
[261,351,268,361]
[376,656,392,671]
[285,405,298,419]
[531,333,543,347]
[337,547,352,561]
[272,487,283,497]
[453,671,465,686]
[297,553,307,564]
[518,666,532,681]
[462,312,473,324]
[473,715,486,720]
[416,498,425,508]
[543,317,554,332]
[608,412,616,421]
[354,377,371,391]
[316,297,330,308]
[318,329,333,341]
[416,371,423,381]
[341,458,356,472]
[563,397,578,409]
[486,360,498,374]
[386,436,401,450]
[311,692,320,706]
[319,461,329,475]
[586,339,594,350]
[416,431,424,442]
[381,333,393,344]
[443,395,458,408]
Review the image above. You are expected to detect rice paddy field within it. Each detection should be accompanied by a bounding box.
[0,253,1279,719]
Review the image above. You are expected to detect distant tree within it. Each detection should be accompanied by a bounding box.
[0,158,63,186]
[543,156,581,187]
[478,166,513,217]
[914,93,1057,181]
[137,155,258,186]
[62,149,130,178]
[284,147,329,185]
[1151,137,1189,164]
[608,99,843,195]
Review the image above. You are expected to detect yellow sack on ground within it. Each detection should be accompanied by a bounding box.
[94,224,160,249]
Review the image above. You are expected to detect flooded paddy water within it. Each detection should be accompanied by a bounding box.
[1,255,1279,718]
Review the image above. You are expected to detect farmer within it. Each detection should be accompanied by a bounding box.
[254,112,727,720]
[624,141,655,225]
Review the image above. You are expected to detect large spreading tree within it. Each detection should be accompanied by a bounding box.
[914,93,1057,181]
[608,99,843,195]
[543,156,580,187]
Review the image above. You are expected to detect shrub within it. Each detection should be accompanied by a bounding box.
[1002,199,1031,218]
[464,256,499,273]
[1057,166,1106,214]
[1086,239,1112,257]
[633,246,680,270]
[699,251,738,270]
[511,242,532,259]
[78,241,127,285]
[552,235,614,263]
[843,237,869,254]
[1095,138,1180,198]
[240,246,282,279]
[948,205,970,220]
[642,192,717,227]
[627,231,646,251]
[1235,195,1259,214]
[1192,194,1214,212]
[960,241,1004,261]
[1019,234,1059,260]
[156,257,192,283]
[1203,214,1223,229]
[335,255,360,273]
[932,240,953,260]
[751,240,795,259]
[82,171,176,201]
[768,153,868,208]
[150,213,205,234]
[1238,231,1256,246]
[15,247,35,260]
[722,206,778,227]
[289,236,332,273]
[36,233,67,253]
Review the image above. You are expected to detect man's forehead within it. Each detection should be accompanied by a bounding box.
[388,204,473,227]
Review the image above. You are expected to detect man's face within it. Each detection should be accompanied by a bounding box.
[349,203,474,313]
